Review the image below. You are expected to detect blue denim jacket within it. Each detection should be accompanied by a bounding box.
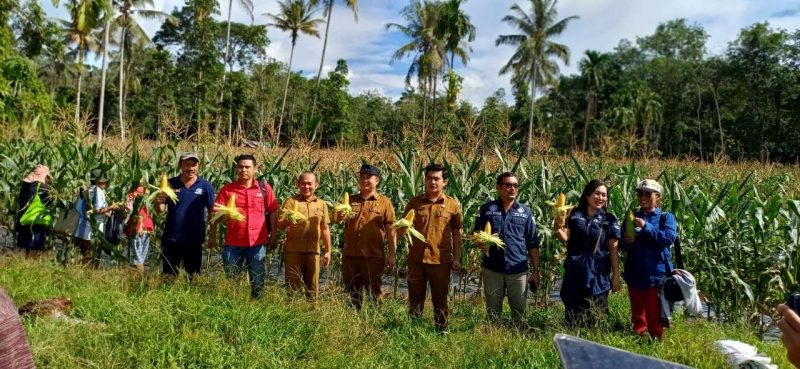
[473,199,540,274]
[561,209,621,297]
[620,208,678,290]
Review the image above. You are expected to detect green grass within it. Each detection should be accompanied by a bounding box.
[0,254,790,369]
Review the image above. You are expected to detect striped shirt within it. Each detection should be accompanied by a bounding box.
[0,288,35,369]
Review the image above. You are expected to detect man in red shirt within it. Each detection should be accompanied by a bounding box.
[210,154,279,298]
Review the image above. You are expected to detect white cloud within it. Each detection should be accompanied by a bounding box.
[43,0,800,106]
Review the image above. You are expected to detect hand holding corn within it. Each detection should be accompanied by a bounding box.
[546,193,575,218]
[279,201,308,225]
[147,174,178,204]
[212,194,246,223]
[467,222,505,256]
[333,193,355,218]
[393,209,427,244]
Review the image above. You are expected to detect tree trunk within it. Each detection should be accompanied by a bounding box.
[527,70,537,157]
[118,27,126,141]
[310,0,333,125]
[98,20,111,145]
[581,88,593,152]
[276,41,296,147]
[697,90,703,159]
[432,74,438,135]
[75,50,84,128]
[421,78,428,142]
[711,84,723,153]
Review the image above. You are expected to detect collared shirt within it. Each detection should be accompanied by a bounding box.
[404,193,463,264]
[162,176,216,245]
[342,192,396,259]
[620,207,678,289]
[565,209,620,256]
[282,195,329,254]
[215,180,280,247]
[473,199,540,274]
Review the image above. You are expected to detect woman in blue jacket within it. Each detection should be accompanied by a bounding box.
[554,179,620,326]
[620,179,677,340]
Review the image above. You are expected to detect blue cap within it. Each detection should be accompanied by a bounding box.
[358,164,381,177]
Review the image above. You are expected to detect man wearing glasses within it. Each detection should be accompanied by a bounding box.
[473,172,540,325]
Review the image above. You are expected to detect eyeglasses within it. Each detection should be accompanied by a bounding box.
[636,191,653,198]
[501,182,519,189]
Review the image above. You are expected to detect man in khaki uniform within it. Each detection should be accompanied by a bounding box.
[278,172,332,300]
[333,164,397,310]
[401,163,463,333]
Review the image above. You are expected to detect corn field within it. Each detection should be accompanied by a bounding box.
[1,127,800,331]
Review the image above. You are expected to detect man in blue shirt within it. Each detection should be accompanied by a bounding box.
[473,172,540,324]
[155,152,216,276]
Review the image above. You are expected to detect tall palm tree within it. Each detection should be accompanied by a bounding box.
[578,50,609,151]
[309,0,358,118]
[109,0,174,141]
[97,18,111,144]
[386,0,445,136]
[265,0,323,145]
[221,0,254,73]
[436,0,475,71]
[57,0,111,126]
[496,0,578,156]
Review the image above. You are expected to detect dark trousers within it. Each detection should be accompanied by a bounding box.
[161,239,203,276]
[222,245,267,298]
[407,262,451,331]
[342,256,384,310]
[562,290,609,327]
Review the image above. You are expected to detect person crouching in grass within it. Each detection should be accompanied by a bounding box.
[123,181,154,273]
[277,172,332,300]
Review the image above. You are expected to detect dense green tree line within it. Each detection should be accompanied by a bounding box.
[1,0,799,162]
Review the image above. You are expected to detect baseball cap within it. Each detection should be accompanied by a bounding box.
[358,164,381,177]
[179,152,200,163]
[636,179,662,194]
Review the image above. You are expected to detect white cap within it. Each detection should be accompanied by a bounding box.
[636,179,662,194]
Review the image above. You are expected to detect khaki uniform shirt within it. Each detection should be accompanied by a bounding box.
[282,195,329,254]
[341,193,396,259]
[404,193,463,264]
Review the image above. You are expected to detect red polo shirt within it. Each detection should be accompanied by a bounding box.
[214,180,279,247]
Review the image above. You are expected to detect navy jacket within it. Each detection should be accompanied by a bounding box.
[560,209,621,298]
[473,199,540,274]
[620,208,678,290]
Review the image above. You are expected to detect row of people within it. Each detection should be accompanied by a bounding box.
[13,153,675,338]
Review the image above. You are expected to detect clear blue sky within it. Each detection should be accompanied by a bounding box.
[43,0,800,106]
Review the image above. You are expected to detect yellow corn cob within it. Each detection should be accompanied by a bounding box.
[333,192,354,218]
[625,210,636,238]
[146,174,178,204]
[467,222,505,255]
[545,193,575,217]
[212,194,246,223]
[279,201,308,224]
[393,209,426,243]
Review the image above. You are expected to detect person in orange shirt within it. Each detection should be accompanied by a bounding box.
[399,163,463,333]
[277,172,332,300]
[332,164,397,311]
[209,155,280,299]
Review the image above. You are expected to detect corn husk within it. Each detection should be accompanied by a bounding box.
[279,201,308,224]
[393,209,427,244]
[467,222,505,255]
[146,174,178,204]
[333,192,355,218]
[212,194,245,223]
[545,193,575,217]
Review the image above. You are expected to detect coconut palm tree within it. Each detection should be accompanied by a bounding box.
[57,0,111,126]
[386,0,445,137]
[309,0,358,118]
[221,0,254,72]
[265,0,323,146]
[578,50,610,151]
[496,0,578,156]
[436,0,475,71]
